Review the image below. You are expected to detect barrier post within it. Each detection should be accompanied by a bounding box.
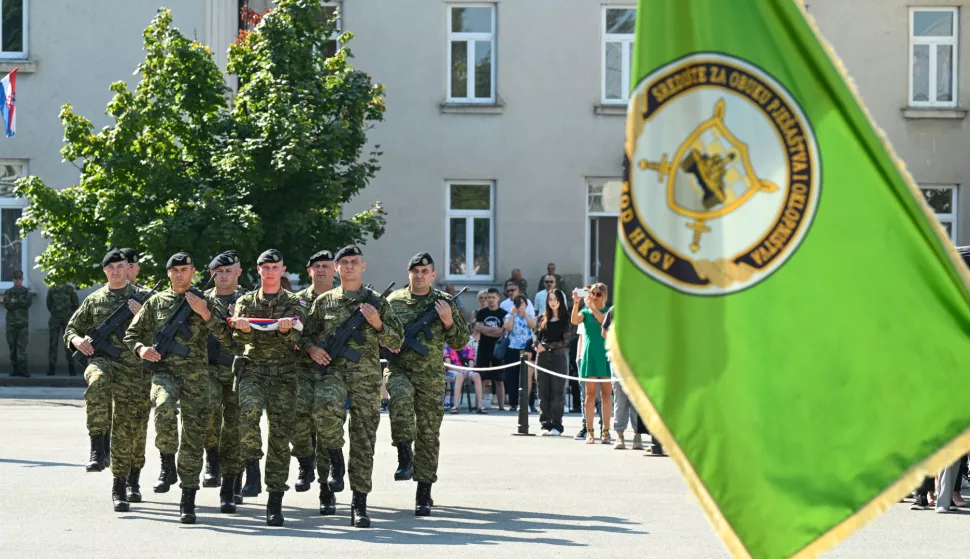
[512,352,534,436]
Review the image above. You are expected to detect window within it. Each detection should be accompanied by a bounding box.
[921,184,958,241]
[0,0,25,59]
[447,5,496,103]
[910,8,958,107]
[0,160,26,286]
[320,1,342,59]
[446,182,494,280]
[603,7,636,104]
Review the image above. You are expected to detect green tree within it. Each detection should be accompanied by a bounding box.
[16,1,386,288]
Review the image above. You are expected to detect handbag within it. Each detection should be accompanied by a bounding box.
[492,333,510,361]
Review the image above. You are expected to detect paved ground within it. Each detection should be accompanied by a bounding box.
[0,387,967,559]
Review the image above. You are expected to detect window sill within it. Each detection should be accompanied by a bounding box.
[0,60,36,74]
[594,104,627,116]
[440,103,504,115]
[901,107,967,120]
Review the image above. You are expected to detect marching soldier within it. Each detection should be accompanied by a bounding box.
[120,248,141,285]
[201,251,248,513]
[231,249,306,526]
[385,253,469,516]
[301,245,403,527]
[47,282,79,376]
[124,252,229,524]
[4,270,31,377]
[65,249,148,510]
[290,249,336,493]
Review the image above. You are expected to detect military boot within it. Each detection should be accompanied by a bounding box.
[126,467,143,503]
[415,482,433,517]
[179,488,197,524]
[203,447,221,487]
[327,448,346,492]
[47,366,55,376]
[233,475,243,504]
[319,484,336,515]
[68,361,77,376]
[219,475,237,513]
[394,442,414,481]
[111,476,130,512]
[153,453,177,493]
[242,458,262,497]
[86,434,106,472]
[103,433,111,468]
[295,456,315,492]
[266,491,285,526]
[350,491,371,528]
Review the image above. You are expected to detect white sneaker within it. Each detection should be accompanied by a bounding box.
[540,428,551,436]
[549,428,562,436]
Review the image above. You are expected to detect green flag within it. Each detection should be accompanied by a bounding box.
[611,1,970,558]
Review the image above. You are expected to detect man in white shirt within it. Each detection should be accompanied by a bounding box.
[533,275,567,315]
[500,282,535,317]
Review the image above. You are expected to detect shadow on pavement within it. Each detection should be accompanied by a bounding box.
[118,501,647,546]
[0,458,85,468]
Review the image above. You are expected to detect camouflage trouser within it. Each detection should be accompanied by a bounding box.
[84,357,116,436]
[48,316,73,373]
[151,367,213,490]
[314,366,382,494]
[238,363,297,493]
[289,366,316,458]
[386,369,446,484]
[204,362,242,475]
[110,366,152,477]
[6,323,27,374]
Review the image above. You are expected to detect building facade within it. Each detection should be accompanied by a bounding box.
[0,0,967,371]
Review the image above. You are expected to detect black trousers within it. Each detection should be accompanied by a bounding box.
[536,349,567,432]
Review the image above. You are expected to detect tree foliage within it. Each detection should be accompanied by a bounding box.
[16,1,386,288]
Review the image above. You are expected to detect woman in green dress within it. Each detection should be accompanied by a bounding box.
[571,283,613,445]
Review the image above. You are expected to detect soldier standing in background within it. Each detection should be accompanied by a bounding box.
[232,249,306,526]
[201,251,248,513]
[47,282,79,376]
[4,270,31,377]
[290,249,335,493]
[301,245,403,528]
[67,249,149,511]
[385,253,469,516]
[120,248,141,285]
[124,252,230,524]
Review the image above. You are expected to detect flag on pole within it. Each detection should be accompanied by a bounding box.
[610,1,970,558]
[0,68,16,137]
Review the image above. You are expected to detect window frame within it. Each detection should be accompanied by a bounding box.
[446,3,497,104]
[908,7,959,108]
[920,184,958,242]
[0,158,29,288]
[602,5,636,105]
[444,180,495,282]
[0,0,28,60]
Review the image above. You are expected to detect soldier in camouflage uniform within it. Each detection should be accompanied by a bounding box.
[67,249,150,511]
[290,249,336,493]
[231,249,306,526]
[385,253,469,516]
[124,252,229,524]
[47,283,79,376]
[4,270,31,377]
[201,251,248,512]
[120,248,141,285]
[301,245,403,528]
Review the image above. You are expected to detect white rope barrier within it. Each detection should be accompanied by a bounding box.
[526,359,613,383]
[380,358,518,373]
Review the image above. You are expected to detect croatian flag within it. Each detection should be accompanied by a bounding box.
[0,68,16,137]
[230,317,304,332]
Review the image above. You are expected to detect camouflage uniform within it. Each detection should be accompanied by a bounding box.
[233,288,307,492]
[4,284,31,375]
[203,286,247,476]
[300,286,403,493]
[290,285,330,459]
[66,283,151,476]
[386,288,469,483]
[47,284,79,375]
[123,288,229,490]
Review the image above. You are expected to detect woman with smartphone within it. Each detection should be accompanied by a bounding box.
[571,284,613,444]
[503,294,536,411]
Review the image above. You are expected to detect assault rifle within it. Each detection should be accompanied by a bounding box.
[400,285,469,356]
[145,276,215,370]
[72,280,163,365]
[311,282,395,376]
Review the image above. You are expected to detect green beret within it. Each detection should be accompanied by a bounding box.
[307,250,333,268]
[408,252,434,270]
[166,252,194,269]
[257,249,283,265]
[334,245,362,262]
[102,249,127,268]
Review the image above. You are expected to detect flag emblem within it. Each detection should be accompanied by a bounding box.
[623,53,821,295]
